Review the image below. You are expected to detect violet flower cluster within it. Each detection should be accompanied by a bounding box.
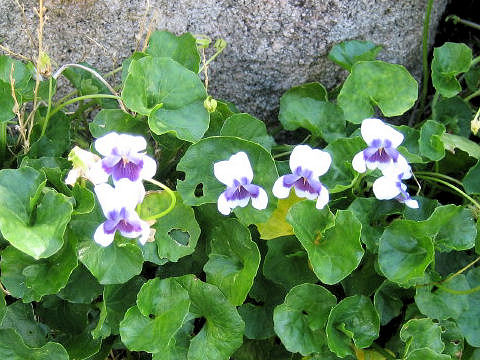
[66,132,157,246]
[213,118,418,215]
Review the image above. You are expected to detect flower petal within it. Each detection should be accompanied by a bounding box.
[380,154,412,179]
[272,176,292,199]
[138,221,152,245]
[404,198,419,209]
[315,185,329,209]
[94,222,116,247]
[361,118,404,148]
[294,186,318,200]
[214,151,253,186]
[118,134,147,153]
[290,145,332,177]
[372,176,401,200]
[115,179,145,208]
[87,161,110,184]
[352,151,367,173]
[65,168,80,186]
[95,132,120,156]
[140,155,157,180]
[217,191,232,215]
[251,186,268,210]
[94,183,118,217]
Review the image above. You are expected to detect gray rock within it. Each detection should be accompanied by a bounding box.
[0,0,447,120]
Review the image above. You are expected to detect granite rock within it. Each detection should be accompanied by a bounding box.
[0,0,448,120]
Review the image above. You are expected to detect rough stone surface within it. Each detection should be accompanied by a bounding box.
[0,0,447,120]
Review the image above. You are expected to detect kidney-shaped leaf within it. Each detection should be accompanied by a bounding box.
[220,113,275,151]
[326,295,380,358]
[400,318,445,356]
[122,56,209,142]
[287,202,363,285]
[0,167,72,259]
[273,283,336,355]
[337,60,418,124]
[328,40,382,71]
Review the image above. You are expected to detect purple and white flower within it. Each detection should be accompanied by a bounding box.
[372,162,419,209]
[272,145,331,209]
[92,132,157,183]
[65,146,109,186]
[214,152,268,215]
[93,179,150,246]
[352,118,408,174]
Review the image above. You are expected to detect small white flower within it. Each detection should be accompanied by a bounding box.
[65,146,108,185]
[372,165,419,209]
[92,132,157,183]
[214,152,268,215]
[272,145,331,209]
[93,179,150,246]
[352,118,408,174]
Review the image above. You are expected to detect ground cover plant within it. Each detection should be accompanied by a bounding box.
[1,3,480,360]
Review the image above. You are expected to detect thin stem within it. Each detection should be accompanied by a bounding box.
[104,66,122,78]
[416,174,480,210]
[41,76,54,136]
[48,94,121,119]
[472,55,480,68]
[446,15,480,31]
[442,256,480,284]
[0,122,7,163]
[465,88,480,102]
[143,178,177,220]
[414,171,463,187]
[435,283,480,295]
[198,40,227,74]
[419,0,434,118]
[370,343,397,360]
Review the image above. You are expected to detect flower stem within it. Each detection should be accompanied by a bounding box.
[419,0,434,118]
[415,174,480,211]
[446,15,480,31]
[0,122,7,163]
[414,171,463,187]
[143,178,177,220]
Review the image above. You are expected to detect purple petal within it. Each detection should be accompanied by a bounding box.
[244,184,260,198]
[283,173,301,188]
[293,177,322,195]
[112,159,144,181]
[384,147,399,162]
[224,184,251,202]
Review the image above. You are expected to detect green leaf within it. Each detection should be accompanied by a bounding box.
[431,42,472,98]
[0,167,72,259]
[456,267,480,347]
[175,275,245,360]
[146,30,200,73]
[337,61,418,124]
[419,120,446,161]
[62,63,116,108]
[0,301,48,347]
[405,348,451,360]
[70,204,144,284]
[176,136,278,224]
[0,233,77,302]
[374,280,413,326]
[326,295,380,357]
[0,55,35,101]
[378,220,434,285]
[220,113,275,150]
[20,156,72,195]
[347,197,403,252]
[29,110,71,158]
[463,160,480,194]
[396,125,425,164]
[92,276,144,339]
[442,133,480,159]
[204,100,237,137]
[204,218,260,305]
[0,293,5,324]
[415,274,470,320]
[400,318,445,356]
[89,109,149,138]
[273,283,336,355]
[58,264,103,304]
[150,193,201,262]
[279,83,345,142]
[238,303,275,340]
[121,56,209,142]
[0,81,15,123]
[432,96,472,137]
[341,253,384,297]
[328,40,382,71]
[256,194,302,240]
[322,137,366,193]
[440,320,464,358]
[120,278,191,353]
[0,328,68,360]
[263,235,317,289]
[232,338,296,360]
[287,203,363,285]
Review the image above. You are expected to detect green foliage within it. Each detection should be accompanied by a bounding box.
[328,40,383,71]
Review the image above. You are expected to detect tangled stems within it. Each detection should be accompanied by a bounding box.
[433,257,480,295]
[141,178,177,221]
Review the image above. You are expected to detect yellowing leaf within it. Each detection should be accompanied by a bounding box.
[256,194,301,240]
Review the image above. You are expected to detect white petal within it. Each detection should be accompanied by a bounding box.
[251,187,268,210]
[404,199,419,209]
[352,151,367,173]
[94,223,115,247]
[114,178,145,207]
[118,134,147,153]
[217,192,232,215]
[372,176,401,200]
[94,183,118,216]
[294,187,318,200]
[95,132,120,156]
[272,176,291,199]
[315,185,329,209]
[138,221,152,245]
[235,197,250,208]
[87,161,109,185]
[214,151,253,186]
[290,145,332,177]
[140,155,157,180]
[380,154,411,179]
[361,118,404,148]
[65,169,80,186]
